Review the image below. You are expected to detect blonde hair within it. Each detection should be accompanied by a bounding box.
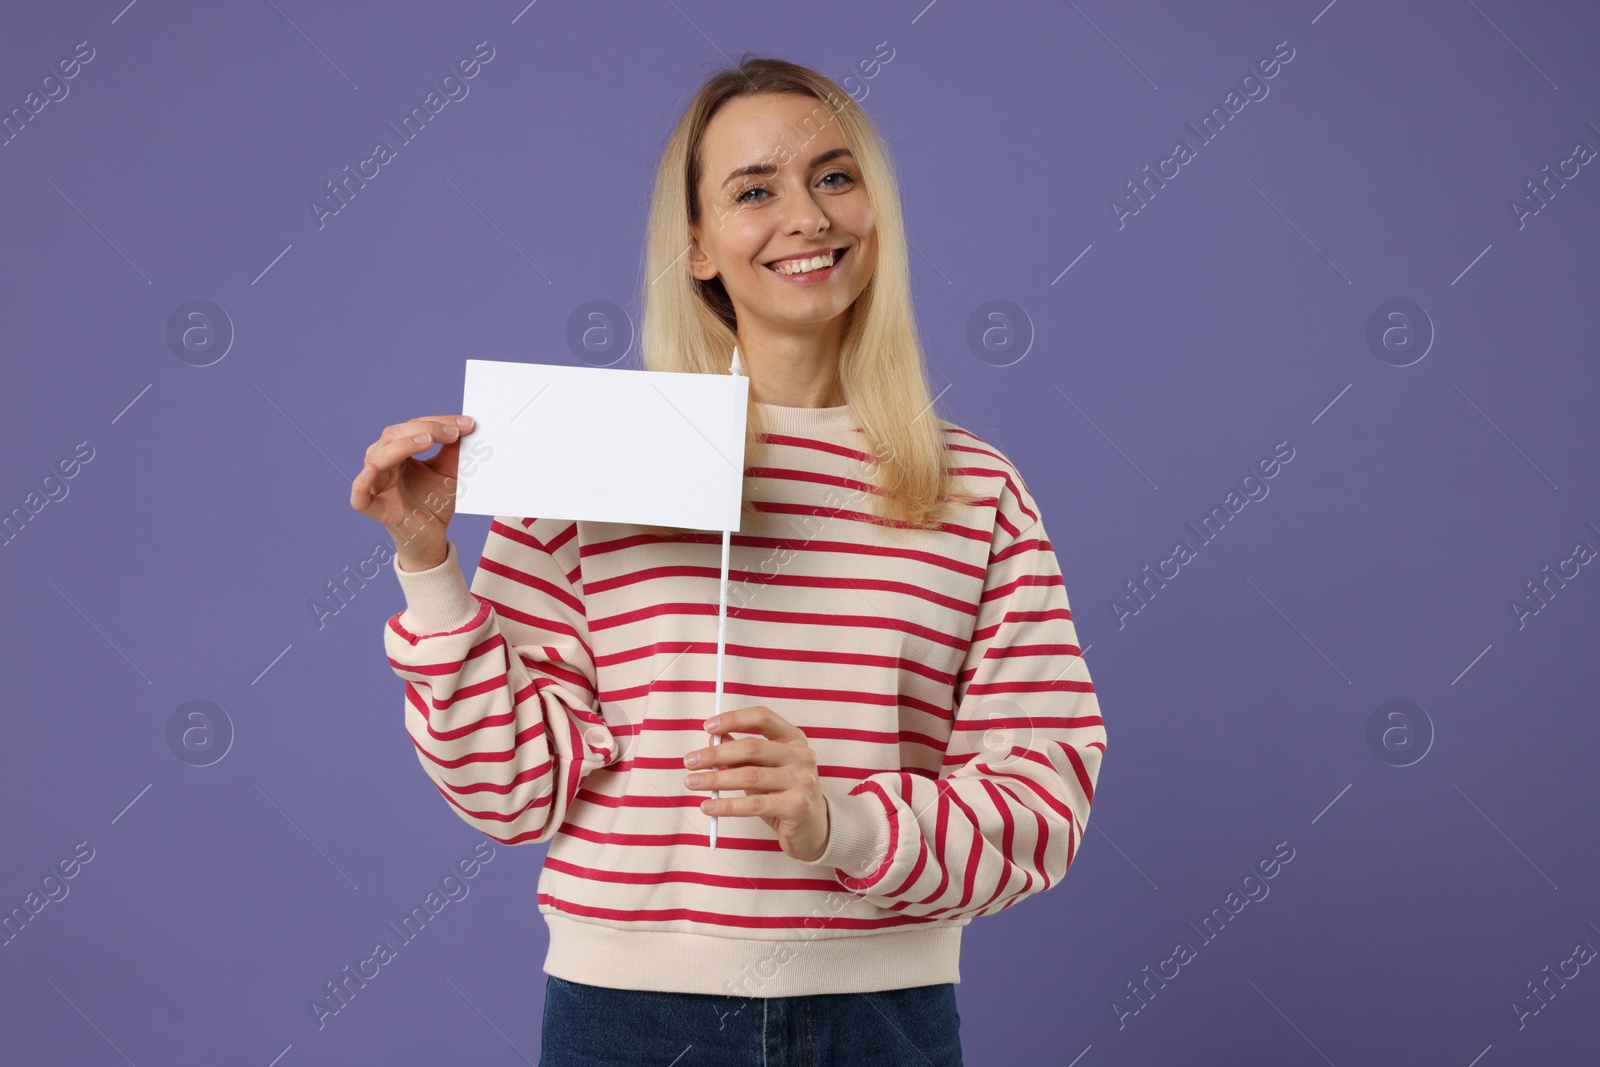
[632,53,983,538]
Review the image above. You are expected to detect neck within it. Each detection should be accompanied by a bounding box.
[735,316,847,407]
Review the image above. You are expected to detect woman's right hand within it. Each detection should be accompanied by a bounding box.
[350,414,476,571]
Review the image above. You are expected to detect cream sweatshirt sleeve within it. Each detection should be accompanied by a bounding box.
[383,520,620,846]
[805,481,1107,920]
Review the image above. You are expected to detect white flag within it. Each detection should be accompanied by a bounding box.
[455,358,750,531]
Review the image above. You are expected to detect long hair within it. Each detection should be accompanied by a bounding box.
[634,53,983,537]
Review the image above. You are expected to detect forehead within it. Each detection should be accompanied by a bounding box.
[700,92,848,168]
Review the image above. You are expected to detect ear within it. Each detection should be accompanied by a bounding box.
[686,227,719,281]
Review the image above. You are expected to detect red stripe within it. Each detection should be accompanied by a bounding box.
[596,639,954,687]
[537,893,938,931]
[1054,737,1097,804]
[479,554,584,615]
[429,772,552,821]
[835,779,902,892]
[757,432,873,463]
[743,464,881,498]
[756,500,990,542]
[979,753,1076,821]
[905,786,954,910]
[589,530,988,581]
[949,716,1104,740]
[947,465,1039,528]
[587,563,978,616]
[543,855,850,892]
[991,777,1053,894]
[485,599,596,664]
[411,715,551,773]
[386,598,490,645]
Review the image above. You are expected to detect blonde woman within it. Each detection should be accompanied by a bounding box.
[352,54,1106,1067]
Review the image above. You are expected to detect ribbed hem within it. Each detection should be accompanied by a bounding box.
[755,401,859,436]
[543,912,963,997]
[392,540,480,633]
[810,789,892,882]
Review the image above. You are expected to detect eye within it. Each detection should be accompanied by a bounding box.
[733,169,858,205]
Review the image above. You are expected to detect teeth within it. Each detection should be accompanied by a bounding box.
[772,252,836,275]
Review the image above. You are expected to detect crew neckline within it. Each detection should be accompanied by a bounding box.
[754,400,859,435]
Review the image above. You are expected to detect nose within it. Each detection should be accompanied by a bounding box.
[784,190,830,239]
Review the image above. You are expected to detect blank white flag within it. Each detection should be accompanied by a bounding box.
[454,358,750,532]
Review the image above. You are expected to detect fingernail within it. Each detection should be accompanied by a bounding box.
[705,717,720,731]
[413,433,430,444]
[685,773,703,787]
[684,753,701,767]
[456,416,474,430]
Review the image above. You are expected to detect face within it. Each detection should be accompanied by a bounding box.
[687,92,877,333]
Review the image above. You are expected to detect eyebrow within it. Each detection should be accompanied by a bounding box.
[722,147,855,189]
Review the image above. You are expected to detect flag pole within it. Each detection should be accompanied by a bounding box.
[710,523,730,849]
[709,345,745,848]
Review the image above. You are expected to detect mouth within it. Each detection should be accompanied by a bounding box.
[764,246,848,278]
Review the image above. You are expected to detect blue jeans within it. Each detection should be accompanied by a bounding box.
[539,974,964,1066]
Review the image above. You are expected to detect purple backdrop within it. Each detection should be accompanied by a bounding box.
[3,1,1598,1064]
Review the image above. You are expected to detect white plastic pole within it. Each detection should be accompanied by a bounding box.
[709,525,731,849]
[708,344,745,848]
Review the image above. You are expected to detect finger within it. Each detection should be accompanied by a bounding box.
[685,764,786,795]
[686,735,787,771]
[705,705,803,744]
[387,415,476,444]
[365,416,473,459]
[351,449,406,496]
[349,460,381,513]
[364,426,458,474]
[697,792,775,818]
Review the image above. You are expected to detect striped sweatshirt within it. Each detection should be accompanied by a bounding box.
[382,401,1106,998]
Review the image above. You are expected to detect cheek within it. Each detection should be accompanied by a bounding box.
[852,230,879,272]
[732,225,777,270]
[849,216,877,258]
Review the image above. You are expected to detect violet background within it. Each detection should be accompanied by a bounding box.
[2,1,1598,1064]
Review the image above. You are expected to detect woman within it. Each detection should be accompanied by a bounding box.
[350,54,1106,1066]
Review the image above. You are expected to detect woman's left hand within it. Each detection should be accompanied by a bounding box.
[683,705,830,863]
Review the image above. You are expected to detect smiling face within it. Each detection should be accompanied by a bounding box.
[687,92,877,336]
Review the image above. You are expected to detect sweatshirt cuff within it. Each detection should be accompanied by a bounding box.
[810,788,892,885]
[393,540,481,633]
